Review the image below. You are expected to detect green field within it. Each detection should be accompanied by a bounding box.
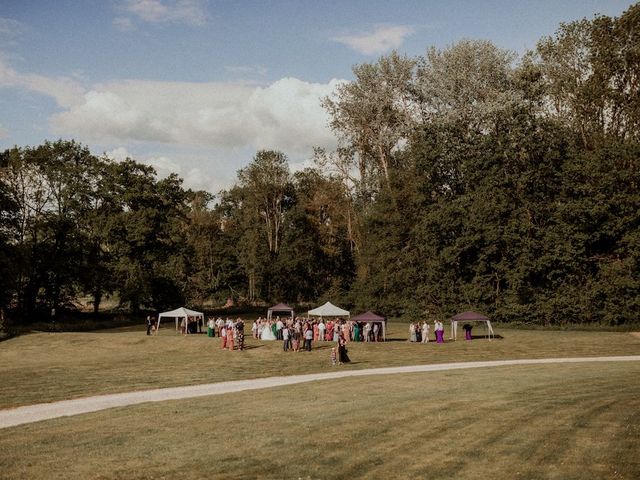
[1,362,639,479]
[1,325,639,479]
[0,324,639,409]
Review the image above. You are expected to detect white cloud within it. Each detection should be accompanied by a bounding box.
[333,24,414,55]
[105,146,132,162]
[146,154,181,174]
[0,57,345,194]
[106,147,221,192]
[121,0,208,26]
[51,77,344,155]
[0,58,85,108]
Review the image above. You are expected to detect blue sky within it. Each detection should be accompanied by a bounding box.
[0,0,634,192]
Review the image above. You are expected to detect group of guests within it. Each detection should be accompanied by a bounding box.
[205,317,246,351]
[408,320,473,343]
[200,316,351,362]
[408,320,446,343]
[250,317,352,362]
[251,317,383,344]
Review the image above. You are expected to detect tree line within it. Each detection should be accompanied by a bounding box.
[1,5,638,326]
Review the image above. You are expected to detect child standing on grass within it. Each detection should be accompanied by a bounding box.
[331,347,337,366]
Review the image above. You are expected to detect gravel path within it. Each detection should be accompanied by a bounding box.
[2,355,639,429]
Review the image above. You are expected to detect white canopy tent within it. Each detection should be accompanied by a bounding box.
[307,301,350,318]
[155,307,204,335]
[450,311,494,341]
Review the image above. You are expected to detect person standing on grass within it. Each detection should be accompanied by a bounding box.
[146,316,152,335]
[304,326,313,351]
[207,318,215,338]
[463,323,473,340]
[422,321,429,343]
[220,325,227,349]
[435,320,445,343]
[292,328,300,352]
[276,318,284,340]
[373,322,379,342]
[409,323,416,342]
[216,317,224,337]
[337,334,350,363]
[282,324,290,351]
[363,322,371,342]
[227,325,235,351]
[236,319,245,350]
[318,320,325,342]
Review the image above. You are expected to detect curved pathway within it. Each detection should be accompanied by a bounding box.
[2,355,639,429]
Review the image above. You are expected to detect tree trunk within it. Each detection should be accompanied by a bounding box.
[93,289,102,316]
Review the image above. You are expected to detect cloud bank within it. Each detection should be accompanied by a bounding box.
[51,77,343,154]
[1,57,345,193]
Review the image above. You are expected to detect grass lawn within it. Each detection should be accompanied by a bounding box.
[0,323,639,409]
[1,362,638,479]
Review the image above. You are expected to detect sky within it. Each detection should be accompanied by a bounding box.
[0,0,634,193]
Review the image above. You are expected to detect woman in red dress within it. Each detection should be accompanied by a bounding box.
[227,326,235,351]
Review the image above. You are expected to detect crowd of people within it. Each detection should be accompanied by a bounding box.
[251,317,383,344]
[203,317,246,351]
[408,320,438,343]
[154,314,470,363]
[407,320,472,343]
[198,316,357,363]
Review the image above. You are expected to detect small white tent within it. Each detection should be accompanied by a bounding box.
[307,301,350,318]
[450,311,494,341]
[155,307,204,335]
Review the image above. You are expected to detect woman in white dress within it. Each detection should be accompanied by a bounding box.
[260,321,277,340]
[421,321,429,343]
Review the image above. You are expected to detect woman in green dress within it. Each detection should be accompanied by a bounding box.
[353,322,360,342]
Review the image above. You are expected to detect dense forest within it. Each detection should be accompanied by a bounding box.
[1,5,639,327]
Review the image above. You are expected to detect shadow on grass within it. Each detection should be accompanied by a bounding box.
[234,344,264,350]
[469,334,504,340]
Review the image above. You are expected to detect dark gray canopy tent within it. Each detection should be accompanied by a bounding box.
[267,303,295,321]
[450,311,494,340]
[352,310,387,341]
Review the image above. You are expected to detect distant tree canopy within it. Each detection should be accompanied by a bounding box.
[1,5,638,326]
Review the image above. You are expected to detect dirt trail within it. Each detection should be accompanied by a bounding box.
[2,355,639,429]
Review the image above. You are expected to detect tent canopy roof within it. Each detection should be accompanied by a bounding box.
[308,301,350,317]
[352,311,386,322]
[268,303,294,312]
[158,307,203,318]
[451,311,488,321]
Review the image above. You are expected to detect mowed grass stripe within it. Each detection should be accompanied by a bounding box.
[1,326,639,409]
[2,356,639,429]
[1,363,639,479]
